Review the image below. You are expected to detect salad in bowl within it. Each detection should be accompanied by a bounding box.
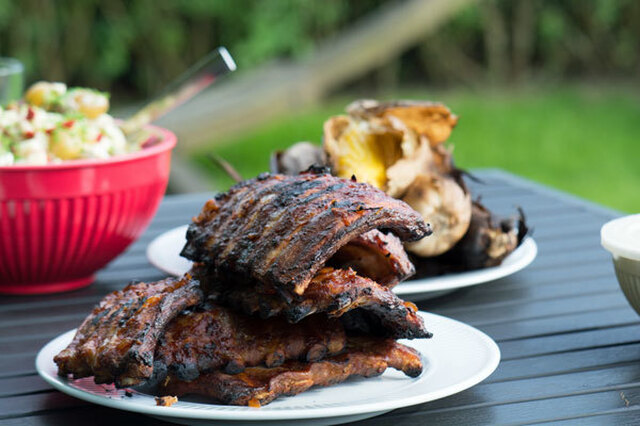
[0,81,139,165]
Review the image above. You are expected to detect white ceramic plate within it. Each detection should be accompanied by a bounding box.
[395,237,537,301]
[147,225,537,301]
[37,312,500,426]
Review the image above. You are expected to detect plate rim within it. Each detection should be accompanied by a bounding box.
[395,237,537,294]
[146,225,537,295]
[146,224,191,278]
[36,312,500,422]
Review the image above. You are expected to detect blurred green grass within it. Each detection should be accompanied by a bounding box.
[194,86,640,212]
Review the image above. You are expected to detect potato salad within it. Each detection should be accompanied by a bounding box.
[0,82,132,165]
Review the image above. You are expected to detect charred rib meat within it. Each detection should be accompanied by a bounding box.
[181,170,431,296]
[158,337,423,407]
[197,265,431,339]
[54,275,203,387]
[153,304,346,382]
[329,229,414,288]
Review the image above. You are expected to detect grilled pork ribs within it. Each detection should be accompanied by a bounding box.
[181,170,431,296]
[55,171,433,406]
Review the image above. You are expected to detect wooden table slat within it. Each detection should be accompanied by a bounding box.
[482,307,639,341]
[437,276,618,311]
[432,292,629,326]
[406,363,640,412]
[550,409,640,426]
[492,342,640,383]
[0,375,53,398]
[0,407,166,426]
[0,392,86,420]
[358,387,640,425]
[429,278,618,315]
[497,323,640,360]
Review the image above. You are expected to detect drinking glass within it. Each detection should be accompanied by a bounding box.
[0,57,24,106]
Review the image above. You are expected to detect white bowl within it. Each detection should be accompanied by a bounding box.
[601,214,640,315]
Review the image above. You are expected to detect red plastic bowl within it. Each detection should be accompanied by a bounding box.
[0,126,176,295]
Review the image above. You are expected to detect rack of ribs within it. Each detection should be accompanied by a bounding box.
[181,169,431,296]
[54,170,434,406]
[184,169,433,339]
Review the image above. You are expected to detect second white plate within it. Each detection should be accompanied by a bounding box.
[147,225,536,300]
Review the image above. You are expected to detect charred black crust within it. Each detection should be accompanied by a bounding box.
[340,306,432,340]
[302,164,331,175]
[516,206,531,244]
[224,360,245,375]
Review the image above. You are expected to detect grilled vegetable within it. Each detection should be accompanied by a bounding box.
[346,99,458,147]
[411,201,529,277]
[270,141,325,176]
[324,115,405,192]
[323,99,471,256]
[403,173,471,257]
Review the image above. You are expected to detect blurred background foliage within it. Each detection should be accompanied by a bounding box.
[1,0,639,211]
[0,0,381,99]
[1,0,639,99]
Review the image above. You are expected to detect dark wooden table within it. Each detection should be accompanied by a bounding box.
[1,170,638,425]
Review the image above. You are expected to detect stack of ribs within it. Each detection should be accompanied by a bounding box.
[54,169,433,406]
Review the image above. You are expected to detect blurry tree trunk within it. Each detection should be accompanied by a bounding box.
[418,39,485,86]
[512,0,536,83]
[566,3,608,75]
[632,3,640,81]
[31,0,65,81]
[480,0,508,85]
[375,60,400,94]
